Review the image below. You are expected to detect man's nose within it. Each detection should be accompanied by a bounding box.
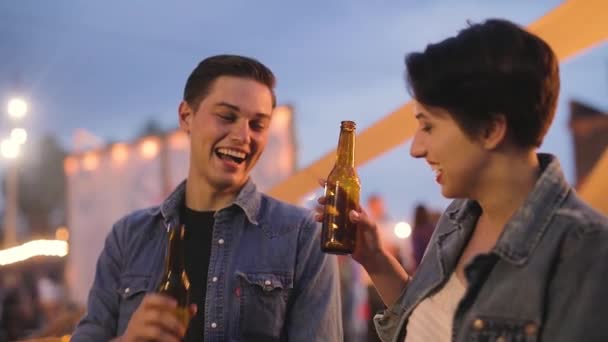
[231,121,251,144]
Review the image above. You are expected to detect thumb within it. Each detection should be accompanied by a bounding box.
[349,210,361,222]
[349,209,375,230]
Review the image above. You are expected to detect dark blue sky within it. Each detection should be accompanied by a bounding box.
[1,0,606,221]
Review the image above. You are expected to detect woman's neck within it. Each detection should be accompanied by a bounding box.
[474,150,540,231]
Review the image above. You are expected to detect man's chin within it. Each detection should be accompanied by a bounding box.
[211,175,247,191]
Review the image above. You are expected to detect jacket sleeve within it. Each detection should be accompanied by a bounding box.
[541,224,608,342]
[71,220,125,341]
[286,214,343,342]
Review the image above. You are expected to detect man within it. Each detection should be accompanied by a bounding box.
[72,55,342,342]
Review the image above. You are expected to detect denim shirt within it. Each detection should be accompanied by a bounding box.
[71,179,343,341]
[374,153,608,342]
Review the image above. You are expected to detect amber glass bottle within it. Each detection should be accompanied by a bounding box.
[157,224,191,326]
[321,120,361,254]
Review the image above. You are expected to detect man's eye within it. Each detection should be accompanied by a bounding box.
[218,113,236,122]
[421,124,432,132]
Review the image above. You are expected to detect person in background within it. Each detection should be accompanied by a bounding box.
[0,275,42,341]
[410,204,436,271]
[337,254,367,342]
[366,194,414,271]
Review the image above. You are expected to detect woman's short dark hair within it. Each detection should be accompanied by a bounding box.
[183,54,277,109]
[405,19,560,148]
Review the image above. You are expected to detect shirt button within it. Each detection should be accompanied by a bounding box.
[212,276,218,282]
[472,318,485,331]
[218,239,225,245]
[211,322,217,329]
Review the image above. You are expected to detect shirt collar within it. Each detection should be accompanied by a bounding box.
[159,178,261,226]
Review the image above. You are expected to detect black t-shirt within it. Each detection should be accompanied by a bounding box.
[181,205,214,342]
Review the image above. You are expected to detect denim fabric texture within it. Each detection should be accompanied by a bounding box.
[72,179,343,342]
[374,154,608,342]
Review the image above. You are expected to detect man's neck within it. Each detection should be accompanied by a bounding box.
[185,176,242,212]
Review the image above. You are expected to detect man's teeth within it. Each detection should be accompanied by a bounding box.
[217,148,247,160]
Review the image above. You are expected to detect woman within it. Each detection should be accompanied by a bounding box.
[316,19,608,341]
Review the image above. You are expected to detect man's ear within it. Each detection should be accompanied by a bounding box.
[178,101,193,134]
[482,113,507,150]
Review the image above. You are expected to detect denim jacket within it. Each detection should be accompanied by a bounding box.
[374,153,608,342]
[71,179,343,341]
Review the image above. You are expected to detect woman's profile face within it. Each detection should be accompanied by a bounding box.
[409,102,490,199]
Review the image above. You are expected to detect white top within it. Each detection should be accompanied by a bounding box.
[404,272,466,342]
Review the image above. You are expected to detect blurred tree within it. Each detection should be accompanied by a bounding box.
[137,118,165,138]
[13,135,67,237]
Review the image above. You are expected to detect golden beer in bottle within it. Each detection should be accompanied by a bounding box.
[321,120,361,254]
[157,224,192,326]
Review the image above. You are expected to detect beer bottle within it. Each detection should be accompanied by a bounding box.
[321,120,361,254]
[157,224,192,327]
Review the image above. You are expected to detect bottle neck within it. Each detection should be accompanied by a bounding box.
[336,128,355,167]
[166,226,185,272]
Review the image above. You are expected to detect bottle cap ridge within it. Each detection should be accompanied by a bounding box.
[340,120,356,129]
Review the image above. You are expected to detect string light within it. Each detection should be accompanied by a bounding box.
[394,221,412,239]
[0,240,68,266]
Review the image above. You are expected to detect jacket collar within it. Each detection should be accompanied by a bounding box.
[493,153,570,264]
[158,178,261,227]
[444,153,570,265]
